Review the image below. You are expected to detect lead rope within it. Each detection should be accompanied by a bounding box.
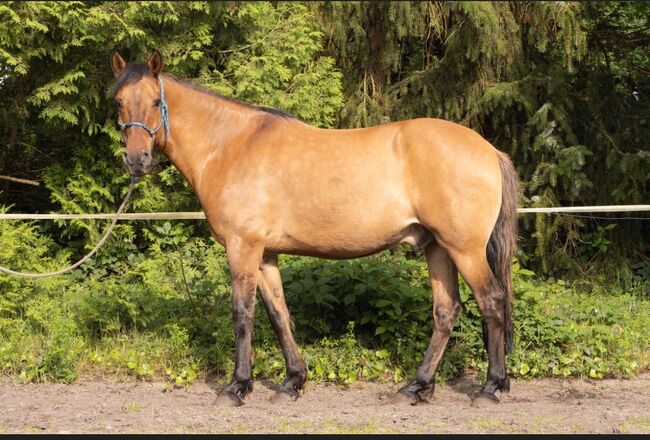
[0,178,136,278]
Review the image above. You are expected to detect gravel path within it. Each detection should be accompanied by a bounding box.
[1,375,649,434]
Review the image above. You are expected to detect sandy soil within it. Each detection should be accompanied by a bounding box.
[1,374,649,434]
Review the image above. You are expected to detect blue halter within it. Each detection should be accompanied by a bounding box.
[118,76,169,138]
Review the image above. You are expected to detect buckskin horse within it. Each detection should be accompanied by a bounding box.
[110,50,519,407]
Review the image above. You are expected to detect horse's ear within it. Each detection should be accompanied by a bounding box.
[147,49,163,77]
[111,51,127,78]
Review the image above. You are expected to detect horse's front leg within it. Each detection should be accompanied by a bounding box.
[216,238,264,407]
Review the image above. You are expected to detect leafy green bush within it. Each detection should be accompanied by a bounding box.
[0,216,83,382]
[509,274,649,379]
[254,322,406,384]
[280,252,430,340]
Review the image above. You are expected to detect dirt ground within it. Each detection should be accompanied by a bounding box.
[1,374,649,434]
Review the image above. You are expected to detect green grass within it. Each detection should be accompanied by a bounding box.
[619,417,650,434]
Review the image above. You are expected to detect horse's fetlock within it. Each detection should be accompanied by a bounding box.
[497,375,510,393]
[414,372,428,386]
[286,367,307,389]
[230,377,253,397]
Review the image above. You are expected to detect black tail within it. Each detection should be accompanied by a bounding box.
[486,151,519,354]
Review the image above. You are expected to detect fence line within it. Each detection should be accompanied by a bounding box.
[517,205,650,214]
[0,205,648,221]
[0,212,207,220]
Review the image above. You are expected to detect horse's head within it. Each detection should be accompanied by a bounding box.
[110,49,167,177]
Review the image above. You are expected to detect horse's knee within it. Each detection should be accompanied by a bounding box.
[434,302,462,333]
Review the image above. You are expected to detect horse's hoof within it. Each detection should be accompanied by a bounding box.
[215,392,242,407]
[471,392,499,408]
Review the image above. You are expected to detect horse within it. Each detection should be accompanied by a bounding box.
[110,49,519,407]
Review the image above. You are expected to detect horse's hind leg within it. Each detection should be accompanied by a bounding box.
[257,254,307,402]
[398,242,461,404]
[447,246,510,403]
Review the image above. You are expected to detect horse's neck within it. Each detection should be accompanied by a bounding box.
[160,79,255,188]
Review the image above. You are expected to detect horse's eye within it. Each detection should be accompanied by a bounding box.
[153,99,161,108]
[115,99,122,109]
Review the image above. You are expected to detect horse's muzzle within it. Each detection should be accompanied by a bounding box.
[123,150,152,177]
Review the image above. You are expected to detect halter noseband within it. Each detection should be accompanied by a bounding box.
[118,76,169,138]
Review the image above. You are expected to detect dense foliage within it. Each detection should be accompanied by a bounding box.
[0,1,648,384]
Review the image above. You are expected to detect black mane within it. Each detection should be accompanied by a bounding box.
[110,63,297,121]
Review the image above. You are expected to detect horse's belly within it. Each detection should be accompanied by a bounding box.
[265,216,433,259]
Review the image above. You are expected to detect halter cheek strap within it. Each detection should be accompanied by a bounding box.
[118,76,169,138]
